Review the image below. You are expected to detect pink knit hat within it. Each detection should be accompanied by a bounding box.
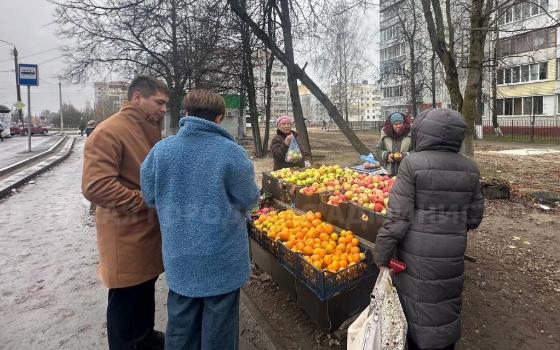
[276,115,293,127]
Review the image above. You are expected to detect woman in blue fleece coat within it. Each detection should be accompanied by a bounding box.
[140,90,260,350]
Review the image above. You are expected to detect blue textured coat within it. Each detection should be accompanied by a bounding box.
[140,116,259,297]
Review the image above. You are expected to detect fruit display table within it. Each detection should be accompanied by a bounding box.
[262,165,395,243]
[248,195,379,332]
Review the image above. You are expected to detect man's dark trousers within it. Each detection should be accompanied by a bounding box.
[107,276,162,350]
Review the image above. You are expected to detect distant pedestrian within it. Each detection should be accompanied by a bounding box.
[374,108,484,350]
[79,120,85,136]
[82,75,169,350]
[85,120,96,137]
[322,119,327,130]
[140,89,259,350]
[0,124,4,142]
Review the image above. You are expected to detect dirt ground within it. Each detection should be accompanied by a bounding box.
[243,128,560,350]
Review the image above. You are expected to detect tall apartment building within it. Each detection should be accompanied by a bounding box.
[330,81,382,122]
[253,55,293,120]
[379,0,451,118]
[494,0,558,118]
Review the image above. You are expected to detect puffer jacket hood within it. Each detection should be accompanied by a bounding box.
[412,108,466,153]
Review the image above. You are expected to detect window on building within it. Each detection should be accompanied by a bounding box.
[523,97,532,114]
[539,62,548,79]
[500,0,548,25]
[513,4,522,20]
[496,99,504,115]
[497,9,505,25]
[504,98,513,115]
[512,34,532,53]
[514,97,523,115]
[504,68,511,84]
[530,64,539,80]
[506,7,513,22]
[531,1,540,15]
[557,95,560,113]
[521,65,530,82]
[498,39,511,56]
[498,28,556,57]
[540,0,548,12]
[497,69,504,84]
[533,96,543,114]
[511,66,520,83]
[534,30,546,48]
[522,2,531,17]
[546,28,555,47]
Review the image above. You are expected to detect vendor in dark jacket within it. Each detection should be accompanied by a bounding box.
[374,108,484,350]
[270,115,308,170]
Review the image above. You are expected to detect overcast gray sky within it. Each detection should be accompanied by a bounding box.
[0,0,379,116]
[0,0,94,115]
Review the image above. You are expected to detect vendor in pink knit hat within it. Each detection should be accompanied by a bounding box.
[270,115,307,170]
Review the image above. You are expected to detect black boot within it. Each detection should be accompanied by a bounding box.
[138,330,165,350]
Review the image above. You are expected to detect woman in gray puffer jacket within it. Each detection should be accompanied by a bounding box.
[374,108,484,350]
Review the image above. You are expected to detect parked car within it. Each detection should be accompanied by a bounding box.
[20,124,49,136]
[10,124,21,136]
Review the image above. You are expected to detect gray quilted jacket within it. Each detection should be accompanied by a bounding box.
[373,108,484,349]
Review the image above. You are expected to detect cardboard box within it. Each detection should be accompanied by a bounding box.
[270,258,297,301]
[250,238,273,276]
[345,202,385,243]
[294,189,320,213]
[295,271,378,332]
[317,193,348,228]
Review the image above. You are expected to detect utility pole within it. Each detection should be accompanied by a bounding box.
[12,47,23,125]
[59,80,64,132]
[0,40,22,124]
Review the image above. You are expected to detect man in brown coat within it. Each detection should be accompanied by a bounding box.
[82,76,169,350]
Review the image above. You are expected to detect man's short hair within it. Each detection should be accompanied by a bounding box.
[127,76,169,100]
[183,90,226,122]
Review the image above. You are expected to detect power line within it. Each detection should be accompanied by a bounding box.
[0,46,63,63]
[36,56,64,65]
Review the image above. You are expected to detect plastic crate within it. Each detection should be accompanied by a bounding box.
[296,248,376,300]
[277,241,300,271]
[247,223,279,257]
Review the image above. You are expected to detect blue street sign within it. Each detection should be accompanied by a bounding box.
[18,64,39,86]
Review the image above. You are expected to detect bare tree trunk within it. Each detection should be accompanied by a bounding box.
[239,76,246,140]
[170,0,180,131]
[431,51,436,108]
[278,0,311,158]
[228,0,370,154]
[421,0,463,111]
[491,7,501,133]
[240,3,263,156]
[169,89,182,126]
[410,40,418,118]
[262,50,274,153]
[461,0,489,157]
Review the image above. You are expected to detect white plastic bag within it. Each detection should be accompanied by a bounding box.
[347,269,407,350]
[285,136,303,163]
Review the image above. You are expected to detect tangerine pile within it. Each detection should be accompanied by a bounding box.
[253,209,365,273]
